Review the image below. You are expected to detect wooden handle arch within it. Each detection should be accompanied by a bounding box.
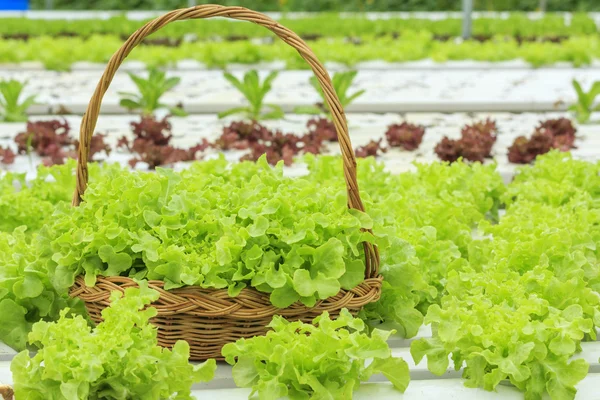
[72,4,380,278]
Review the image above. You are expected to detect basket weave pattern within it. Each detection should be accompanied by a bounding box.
[69,4,382,360]
[0,385,14,400]
[71,275,383,360]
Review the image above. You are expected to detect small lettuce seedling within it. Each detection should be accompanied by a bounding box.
[295,70,365,118]
[569,79,600,124]
[0,79,36,122]
[219,70,284,121]
[119,68,187,117]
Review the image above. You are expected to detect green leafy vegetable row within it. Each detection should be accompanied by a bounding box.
[0,161,127,351]
[0,154,506,351]
[0,227,82,351]
[0,160,124,233]
[411,152,600,399]
[0,14,596,39]
[25,0,600,12]
[2,151,599,399]
[10,281,408,400]
[1,33,598,70]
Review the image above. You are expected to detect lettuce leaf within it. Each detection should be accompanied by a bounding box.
[305,155,505,334]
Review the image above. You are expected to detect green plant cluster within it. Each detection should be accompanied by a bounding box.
[218,70,284,120]
[569,79,600,124]
[28,0,600,12]
[11,282,216,399]
[0,161,126,351]
[222,309,410,399]
[0,160,124,233]
[1,14,597,39]
[119,68,187,116]
[0,226,83,351]
[0,153,505,350]
[411,151,600,399]
[295,70,365,117]
[0,79,36,122]
[1,33,598,70]
[304,155,505,337]
[1,151,599,399]
[37,156,378,308]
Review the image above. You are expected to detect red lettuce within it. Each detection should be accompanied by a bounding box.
[385,122,425,151]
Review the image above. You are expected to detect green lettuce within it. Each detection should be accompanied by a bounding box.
[305,155,505,335]
[503,151,600,208]
[5,152,598,400]
[412,151,600,400]
[412,263,595,400]
[10,281,216,400]
[0,160,125,233]
[222,308,409,400]
[0,227,82,350]
[41,156,374,309]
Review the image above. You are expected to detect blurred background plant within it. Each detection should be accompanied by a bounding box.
[295,71,365,119]
[119,68,187,117]
[27,0,600,11]
[219,70,284,121]
[569,79,600,124]
[0,80,36,123]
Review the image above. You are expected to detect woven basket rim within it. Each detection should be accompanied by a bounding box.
[70,274,384,318]
[71,274,383,361]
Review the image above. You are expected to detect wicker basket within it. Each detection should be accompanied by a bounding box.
[68,4,382,361]
[0,385,13,400]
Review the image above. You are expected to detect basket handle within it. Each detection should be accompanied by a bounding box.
[72,4,379,278]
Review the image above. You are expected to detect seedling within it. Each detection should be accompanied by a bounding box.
[295,70,365,118]
[219,70,284,121]
[569,79,600,124]
[119,68,187,117]
[0,79,36,122]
